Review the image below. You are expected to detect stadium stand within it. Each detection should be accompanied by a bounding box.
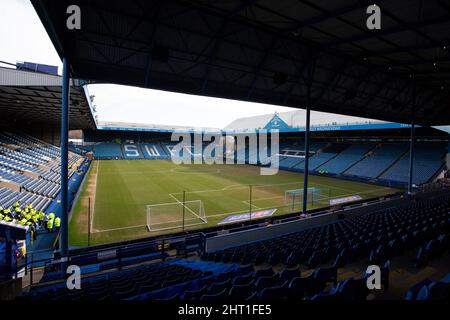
[282,142,328,171]
[92,142,123,159]
[141,143,169,159]
[199,194,450,300]
[87,139,446,189]
[279,156,303,170]
[21,192,449,300]
[0,130,87,231]
[380,143,446,185]
[344,143,409,179]
[25,261,215,300]
[406,273,450,300]
[305,144,348,171]
[316,144,375,175]
[122,144,145,159]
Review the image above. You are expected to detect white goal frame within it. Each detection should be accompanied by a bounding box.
[284,187,330,210]
[146,200,207,232]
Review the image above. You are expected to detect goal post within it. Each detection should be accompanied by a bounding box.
[146,200,207,232]
[284,187,331,210]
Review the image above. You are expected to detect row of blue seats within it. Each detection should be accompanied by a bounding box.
[26,262,209,300]
[23,178,60,198]
[0,165,33,184]
[381,144,446,184]
[317,144,374,174]
[306,263,390,301]
[415,234,449,268]
[0,131,85,210]
[93,142,229,160]
[0,146,47,167]
[0,154,38,172]
[203,196,450,301]
[0,187,52,212]
[406,273,450,300]
[344,143,407,178]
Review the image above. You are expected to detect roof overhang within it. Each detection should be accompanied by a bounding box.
[31,0,450,125]
[0,67,96,129]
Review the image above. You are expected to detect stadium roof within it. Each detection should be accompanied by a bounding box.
[224,110,381,130]
[32,0,450,126]
[97,121,219,132]
[0,66,96,129]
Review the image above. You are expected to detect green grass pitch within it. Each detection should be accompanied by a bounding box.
[69,160,400,246]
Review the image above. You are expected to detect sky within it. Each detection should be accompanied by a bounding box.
[0,0,373,129]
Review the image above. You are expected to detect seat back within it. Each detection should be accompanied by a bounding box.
[200,288,228,301]
[229,280,255,299]
[255,274,279,290]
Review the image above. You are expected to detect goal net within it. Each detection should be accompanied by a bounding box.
[146,200,207,232]
[285,187,330,211]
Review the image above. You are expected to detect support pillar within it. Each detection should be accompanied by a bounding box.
[302,84,311,214]
[60,58,69,257]
[408,84,416,195]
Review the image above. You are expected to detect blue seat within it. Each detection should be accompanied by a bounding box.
[242,252,256,264]
[428,281,450,300]
[310,286,341,301]
[415,245,428,268]
[306,251,320,268]
[156,292,179,300]
[416,283,431,300]
[285,252,300,267]
[231,272,254,286]
[183,285,208,300]
[313,265,337,285]
[255,274,279,291]
[229,280,255,299]
[441,273,450,284]
[258,281,288,300]
[208,279,231,295]
[287,276,311,299]
[279,266,301,283]
[405,278,433,300]
[235,264,254,276]
[381,260,390,291]
[200,288,228,301]
[338,277,369,300]
[254,266,274,278]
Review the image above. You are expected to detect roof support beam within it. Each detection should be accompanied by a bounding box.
[60,57,70,259]
[302,50,317,215]
[408,83,416,195]
[201,0,259,94]
[327,16,450,47]
[313,61,348,105]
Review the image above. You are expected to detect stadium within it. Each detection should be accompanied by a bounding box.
[0,0,449,306]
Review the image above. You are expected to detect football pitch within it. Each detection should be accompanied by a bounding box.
[69,160,400,246]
